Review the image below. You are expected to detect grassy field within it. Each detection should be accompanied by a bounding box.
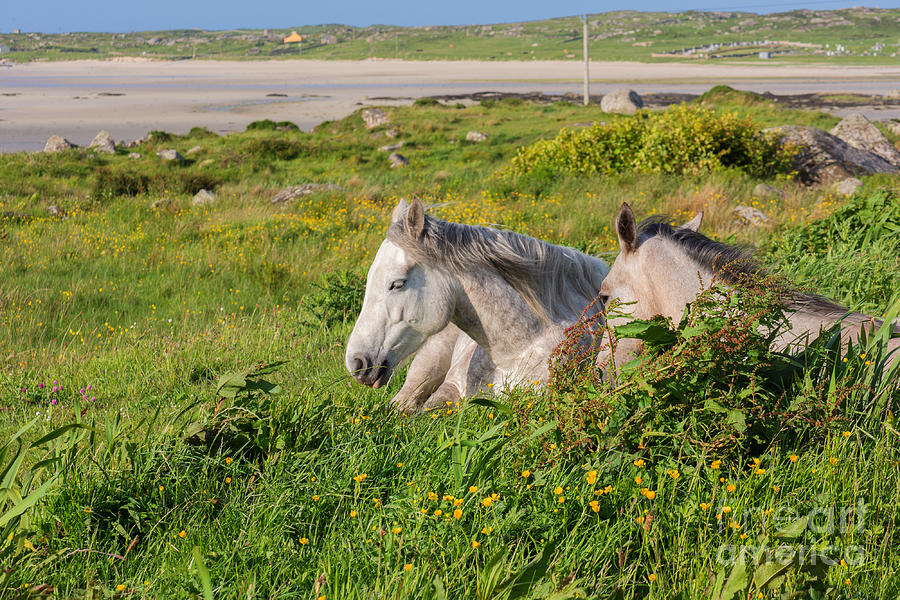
[2,7,900,64]
[1,90,900,598]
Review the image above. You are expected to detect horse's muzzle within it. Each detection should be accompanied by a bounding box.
[347,354,392,388]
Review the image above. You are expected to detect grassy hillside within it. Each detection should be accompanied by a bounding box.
[2,7,900,63]
[1,93,899,598]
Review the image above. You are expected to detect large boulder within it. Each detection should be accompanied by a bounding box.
[600,89,643,115]
[271,183,344,204]
[768,126,899,185]
[733,205,771,227]
[833,177,863,196]
[466,131,488,142]
[88,130,116,154]
[43,135,75,152]
[361,108,390,129]
[830,113,900,168]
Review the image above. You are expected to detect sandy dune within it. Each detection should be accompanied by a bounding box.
[3,59,900,152]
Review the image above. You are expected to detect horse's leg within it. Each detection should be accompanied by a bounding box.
[422,337,495,412]
[389,323,460,414]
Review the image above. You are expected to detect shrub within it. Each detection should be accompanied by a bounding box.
[188,126,219,139]
[246,120,299,132]
[507,104,795,179]
[240,137,303,160]
[91,167,221,199]
[413,97,441,107]
[300,270,365,327]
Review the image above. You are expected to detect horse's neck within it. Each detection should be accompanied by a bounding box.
[780,308,882,351]
[450,268,554,374]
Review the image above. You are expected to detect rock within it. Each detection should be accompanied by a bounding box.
[128,152,141,159]
[156,149,184,163]
[271,183,345,204]
[753,183,784,198]
[388,152,408,168]
[192,189,216,206]
[833,177,863,196]
[43,135,75,152]
[600,89,643,115]
[361,108,390,129]
[885,89,900,99]
[829,113,900,168]
[733,205,771,227]
[88,130,116,154]
[186,145,203,155]
[384,129,399,139]
[768,125,899,185]
[379,142,404,152]
[199,159,214,167]
[466,131,489,142]
[47,205,64,217]
[150,198,172,210]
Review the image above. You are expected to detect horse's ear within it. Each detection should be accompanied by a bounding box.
[616,202,637,254]
[391,198,410,223]
[680,211,703,232]
[405,198,425,240]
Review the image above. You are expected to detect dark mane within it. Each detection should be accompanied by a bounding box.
[637,217,759,285]
[637,216,849,317]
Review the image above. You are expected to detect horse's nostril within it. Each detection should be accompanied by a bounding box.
[349,354,370,375]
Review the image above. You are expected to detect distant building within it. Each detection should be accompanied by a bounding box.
[0,44,10,53]
[321,34,338,45]
[283,31,302,44]
[758,51,770,59]
[12,29,20,34]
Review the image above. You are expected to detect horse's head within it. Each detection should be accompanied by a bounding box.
[597,202,704,374]
[345,198,456,388]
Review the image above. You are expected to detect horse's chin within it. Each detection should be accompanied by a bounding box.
[371,361,392,389]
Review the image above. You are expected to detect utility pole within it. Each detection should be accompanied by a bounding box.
[582,15,590,106]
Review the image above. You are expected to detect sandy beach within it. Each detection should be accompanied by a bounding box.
[3,59,900,152]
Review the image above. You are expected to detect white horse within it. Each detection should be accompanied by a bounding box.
[598,202,900,372]
[345,198,610,413]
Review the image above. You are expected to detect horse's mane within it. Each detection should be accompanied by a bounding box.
[387,214,609,322]
[637,216,849,318]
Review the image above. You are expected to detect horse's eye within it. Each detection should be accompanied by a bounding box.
[389,279,406,291]
[599,294,610,305]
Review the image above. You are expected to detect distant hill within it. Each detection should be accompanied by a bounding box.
[2,7,899,64]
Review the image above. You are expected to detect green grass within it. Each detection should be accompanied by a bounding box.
[1,93,900,598]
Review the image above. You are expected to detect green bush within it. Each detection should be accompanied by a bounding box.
[245,119,299,132]
[507,104,795,178]
[300,269,365,327]
[91,167,221,199]
[239,137,303,160]
[413,97,441,107]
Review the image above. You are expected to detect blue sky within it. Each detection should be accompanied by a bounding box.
[6,0,899,33]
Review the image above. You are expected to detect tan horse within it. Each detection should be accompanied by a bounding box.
[598,202,900,372]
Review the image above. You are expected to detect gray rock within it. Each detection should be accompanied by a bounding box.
[753,183,785,198]
[829,113,900,168]
[150,198,172,210]
[186,145,203,155]
[600,88,643,115]
[833,177,863,196]
[271,183,345,204]
[156,149,185,163]
[389,152,409,168]
[361,108,390,129]
[47,205,64,217]
[384,128,399,139]
[192,189,216,206]
[43,135,75,152]
[128,152,141,159]
[88,130,116,154]
[733,205,771,227]
[466,131,489,142]
[767,125,899,185]
[379,141,404,152]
